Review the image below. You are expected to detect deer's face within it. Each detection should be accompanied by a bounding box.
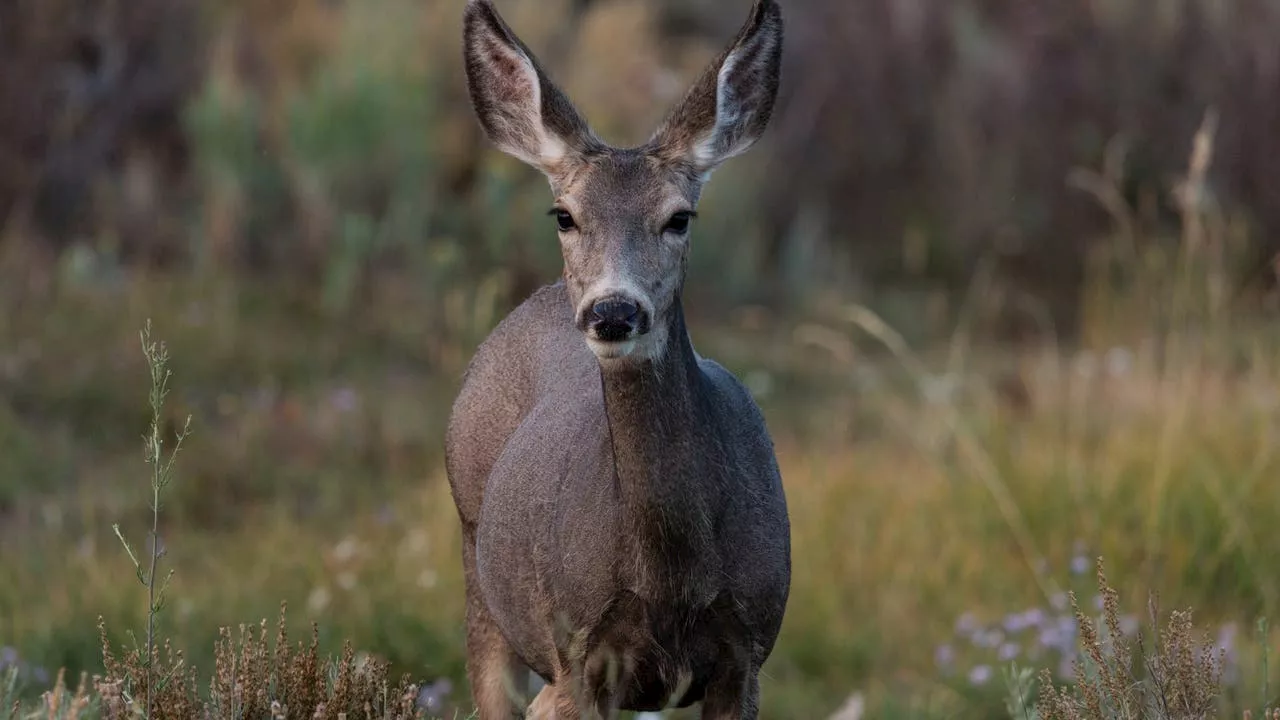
[463,0,782,364]
[550,152,702,361]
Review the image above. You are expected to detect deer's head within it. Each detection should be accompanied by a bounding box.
[464,0,782,364]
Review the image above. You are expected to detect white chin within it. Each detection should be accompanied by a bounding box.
[586,337,637,360]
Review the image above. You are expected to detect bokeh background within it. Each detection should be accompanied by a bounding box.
[2,0,1280,717]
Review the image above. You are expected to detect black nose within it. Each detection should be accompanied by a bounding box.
[589,299,640,341]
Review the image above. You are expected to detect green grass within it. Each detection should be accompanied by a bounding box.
[3,3,1280,716]
[5,126,1280,716]
[2,236,1279,718]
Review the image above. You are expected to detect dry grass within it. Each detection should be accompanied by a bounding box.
[2,3,1280,719]
[1,266,1277,719]
[94,604,429,719]
[1036,559,1224,720]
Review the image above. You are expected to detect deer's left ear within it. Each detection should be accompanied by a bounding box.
[650,0,783,178]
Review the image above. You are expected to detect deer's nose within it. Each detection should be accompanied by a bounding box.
[589,299,641,341]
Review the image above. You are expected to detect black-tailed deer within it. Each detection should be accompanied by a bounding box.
[446,1,790,717]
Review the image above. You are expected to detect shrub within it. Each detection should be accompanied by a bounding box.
[1020,557,1275,720]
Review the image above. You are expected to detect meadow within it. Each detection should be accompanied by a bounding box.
[2,0,1280,717]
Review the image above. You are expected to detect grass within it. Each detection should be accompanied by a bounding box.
[2,5,1280,717]
[3,281,1274,717]
[3,202,1280,718]
[1,320,463,718]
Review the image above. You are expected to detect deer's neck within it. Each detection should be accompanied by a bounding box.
[598,300,716,562]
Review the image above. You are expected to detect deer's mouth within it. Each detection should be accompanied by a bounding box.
[586,336,638,360]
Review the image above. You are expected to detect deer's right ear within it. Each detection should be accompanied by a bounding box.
[463,0,596,175]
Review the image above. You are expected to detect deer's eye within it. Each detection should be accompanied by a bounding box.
[663,211,695,236]
[551,208,577,232]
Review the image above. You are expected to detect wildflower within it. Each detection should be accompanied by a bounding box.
[1217,623,1241,686]
[934,644,955,671]
[1070,554,1090,576]
[1003,608,1046,633]
[1003,612,1030,633]
[968,665,993,686]
[1038,616,1077,653]
[998,642,1020,662]
[330,387,359,414]
[955,612,979,635]
[417,678,454,712]
[1038,626,1062,651]
[1216,622,1238,655]
[973,629,1004,648]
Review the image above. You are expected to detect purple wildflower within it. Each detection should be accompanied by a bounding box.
[1217,622,1238,654]
[934,644,956,671]
[416,678,454,712]
[1038,626,1063,651]
[968,665,993,686]
[330,387,360,414]
[1004,608,1048,633]
[1071,554,1090,576]
[1003,611,1031,633]
[1217,623,1241,685]
[973,629,1004,648]
[955,612,979,635]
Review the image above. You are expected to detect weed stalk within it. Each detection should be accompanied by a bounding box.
[112,320,192,719]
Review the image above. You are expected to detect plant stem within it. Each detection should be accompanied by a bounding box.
[147,478,159,719]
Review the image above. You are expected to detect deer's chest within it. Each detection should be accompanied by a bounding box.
[475,396,726,676]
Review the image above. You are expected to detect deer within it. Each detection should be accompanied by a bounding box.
[445,0,791,717]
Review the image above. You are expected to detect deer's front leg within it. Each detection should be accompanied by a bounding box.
[461,535,529,718]
[700,661,760,720]
[525,680,593,720]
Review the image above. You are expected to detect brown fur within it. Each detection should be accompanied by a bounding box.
[448,2,788,718]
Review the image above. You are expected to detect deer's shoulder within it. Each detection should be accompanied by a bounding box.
[694,355,766,425]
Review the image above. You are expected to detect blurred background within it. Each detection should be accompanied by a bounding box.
[2,0,1279,717]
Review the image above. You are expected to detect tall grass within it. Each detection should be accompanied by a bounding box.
[1,1,1278,717]
[2,111,1278,718]
[2,324,452,718]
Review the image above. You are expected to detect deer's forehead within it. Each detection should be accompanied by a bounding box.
[560,151,699,217]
